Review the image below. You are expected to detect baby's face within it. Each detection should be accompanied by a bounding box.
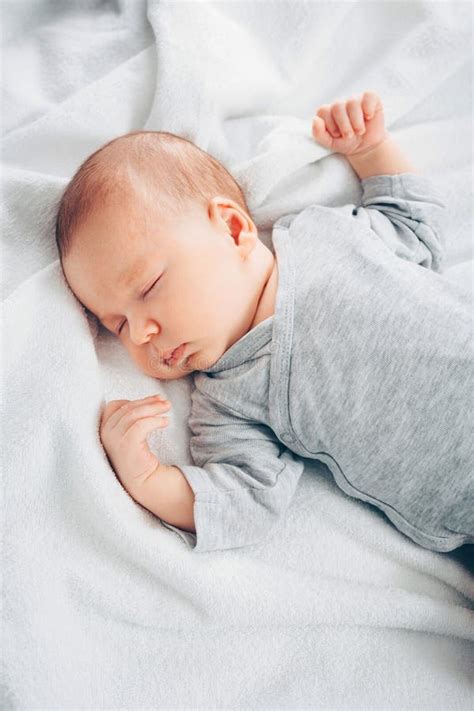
[63,194,263,380]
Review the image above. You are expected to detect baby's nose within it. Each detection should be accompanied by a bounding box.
[128,318,160,345]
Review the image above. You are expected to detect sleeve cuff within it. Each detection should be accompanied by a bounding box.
[158,454,304,554]
[160,520,198,548]
[158,464,216,552]
[361,173,444,204]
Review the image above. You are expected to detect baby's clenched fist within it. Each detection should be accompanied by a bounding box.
[99,394,171,494]
[312,90,388,157]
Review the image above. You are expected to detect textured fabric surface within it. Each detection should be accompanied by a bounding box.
[2,1,473,709]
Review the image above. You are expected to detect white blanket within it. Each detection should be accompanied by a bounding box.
[2,1,473,708]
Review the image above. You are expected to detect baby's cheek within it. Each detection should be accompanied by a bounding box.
[136,348,177,379]
[120,341,155,377]
[145,348,161,372]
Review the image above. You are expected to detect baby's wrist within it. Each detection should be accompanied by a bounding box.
[130,464,196,532]
[346,134,418,180]
[347,132,391,159]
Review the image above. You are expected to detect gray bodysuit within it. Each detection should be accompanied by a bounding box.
[162,174,474,553]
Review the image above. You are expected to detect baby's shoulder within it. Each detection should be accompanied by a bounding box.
[273,202,355,233]
[191,369,269,426]
[191,374,244,416]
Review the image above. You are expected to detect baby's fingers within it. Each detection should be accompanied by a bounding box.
[100,399,131,429]
[361,90,382,120]
[312,116,332,148]
[314,105,341,138]
[346,98,365,135]
[331,101,354,138]
[117,412,169,481]
[101,395,169,431]
[128,413,169,441]
[120,402,170,438]
[110,399,171,437]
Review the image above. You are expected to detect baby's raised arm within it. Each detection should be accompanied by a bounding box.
[312,90,417,179]
[312,90,446,272]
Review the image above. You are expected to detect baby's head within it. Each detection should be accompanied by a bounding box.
[57,131,272,380]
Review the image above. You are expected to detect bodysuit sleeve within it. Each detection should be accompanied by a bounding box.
[160,388,305,553]
[337,173,447,272]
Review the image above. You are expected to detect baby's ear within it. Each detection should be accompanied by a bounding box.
[209,197,233,222]
[209,197,256,242]
[237,230,258,260]
[226,213,246,241]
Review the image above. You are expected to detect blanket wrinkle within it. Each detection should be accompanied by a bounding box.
[2,1,473,708]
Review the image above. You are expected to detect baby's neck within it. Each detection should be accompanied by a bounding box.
[249,251,278,331]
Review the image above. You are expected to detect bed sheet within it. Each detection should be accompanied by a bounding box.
[2,1,473,709]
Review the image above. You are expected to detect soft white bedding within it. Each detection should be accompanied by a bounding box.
[2,1,473,708]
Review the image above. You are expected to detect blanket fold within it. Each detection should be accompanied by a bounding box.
[2,1,473,708]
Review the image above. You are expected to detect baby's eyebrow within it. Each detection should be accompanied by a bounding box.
[118,258,148,290]
[94,258,151,327]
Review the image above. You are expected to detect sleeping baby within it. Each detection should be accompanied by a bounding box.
[57,91,473,553]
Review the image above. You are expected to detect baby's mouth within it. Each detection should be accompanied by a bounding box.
[162,343,187,367]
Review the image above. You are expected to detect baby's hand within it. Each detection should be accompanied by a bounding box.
[312,91,388,157]
[99,394,171,493]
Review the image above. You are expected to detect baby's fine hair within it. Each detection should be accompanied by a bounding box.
[55,131,250,262]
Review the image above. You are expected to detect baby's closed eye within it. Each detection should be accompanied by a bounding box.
[143,274,162,298]
[116,274,163,335]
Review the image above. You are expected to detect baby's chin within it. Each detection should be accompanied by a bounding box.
[152,366,194,381]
